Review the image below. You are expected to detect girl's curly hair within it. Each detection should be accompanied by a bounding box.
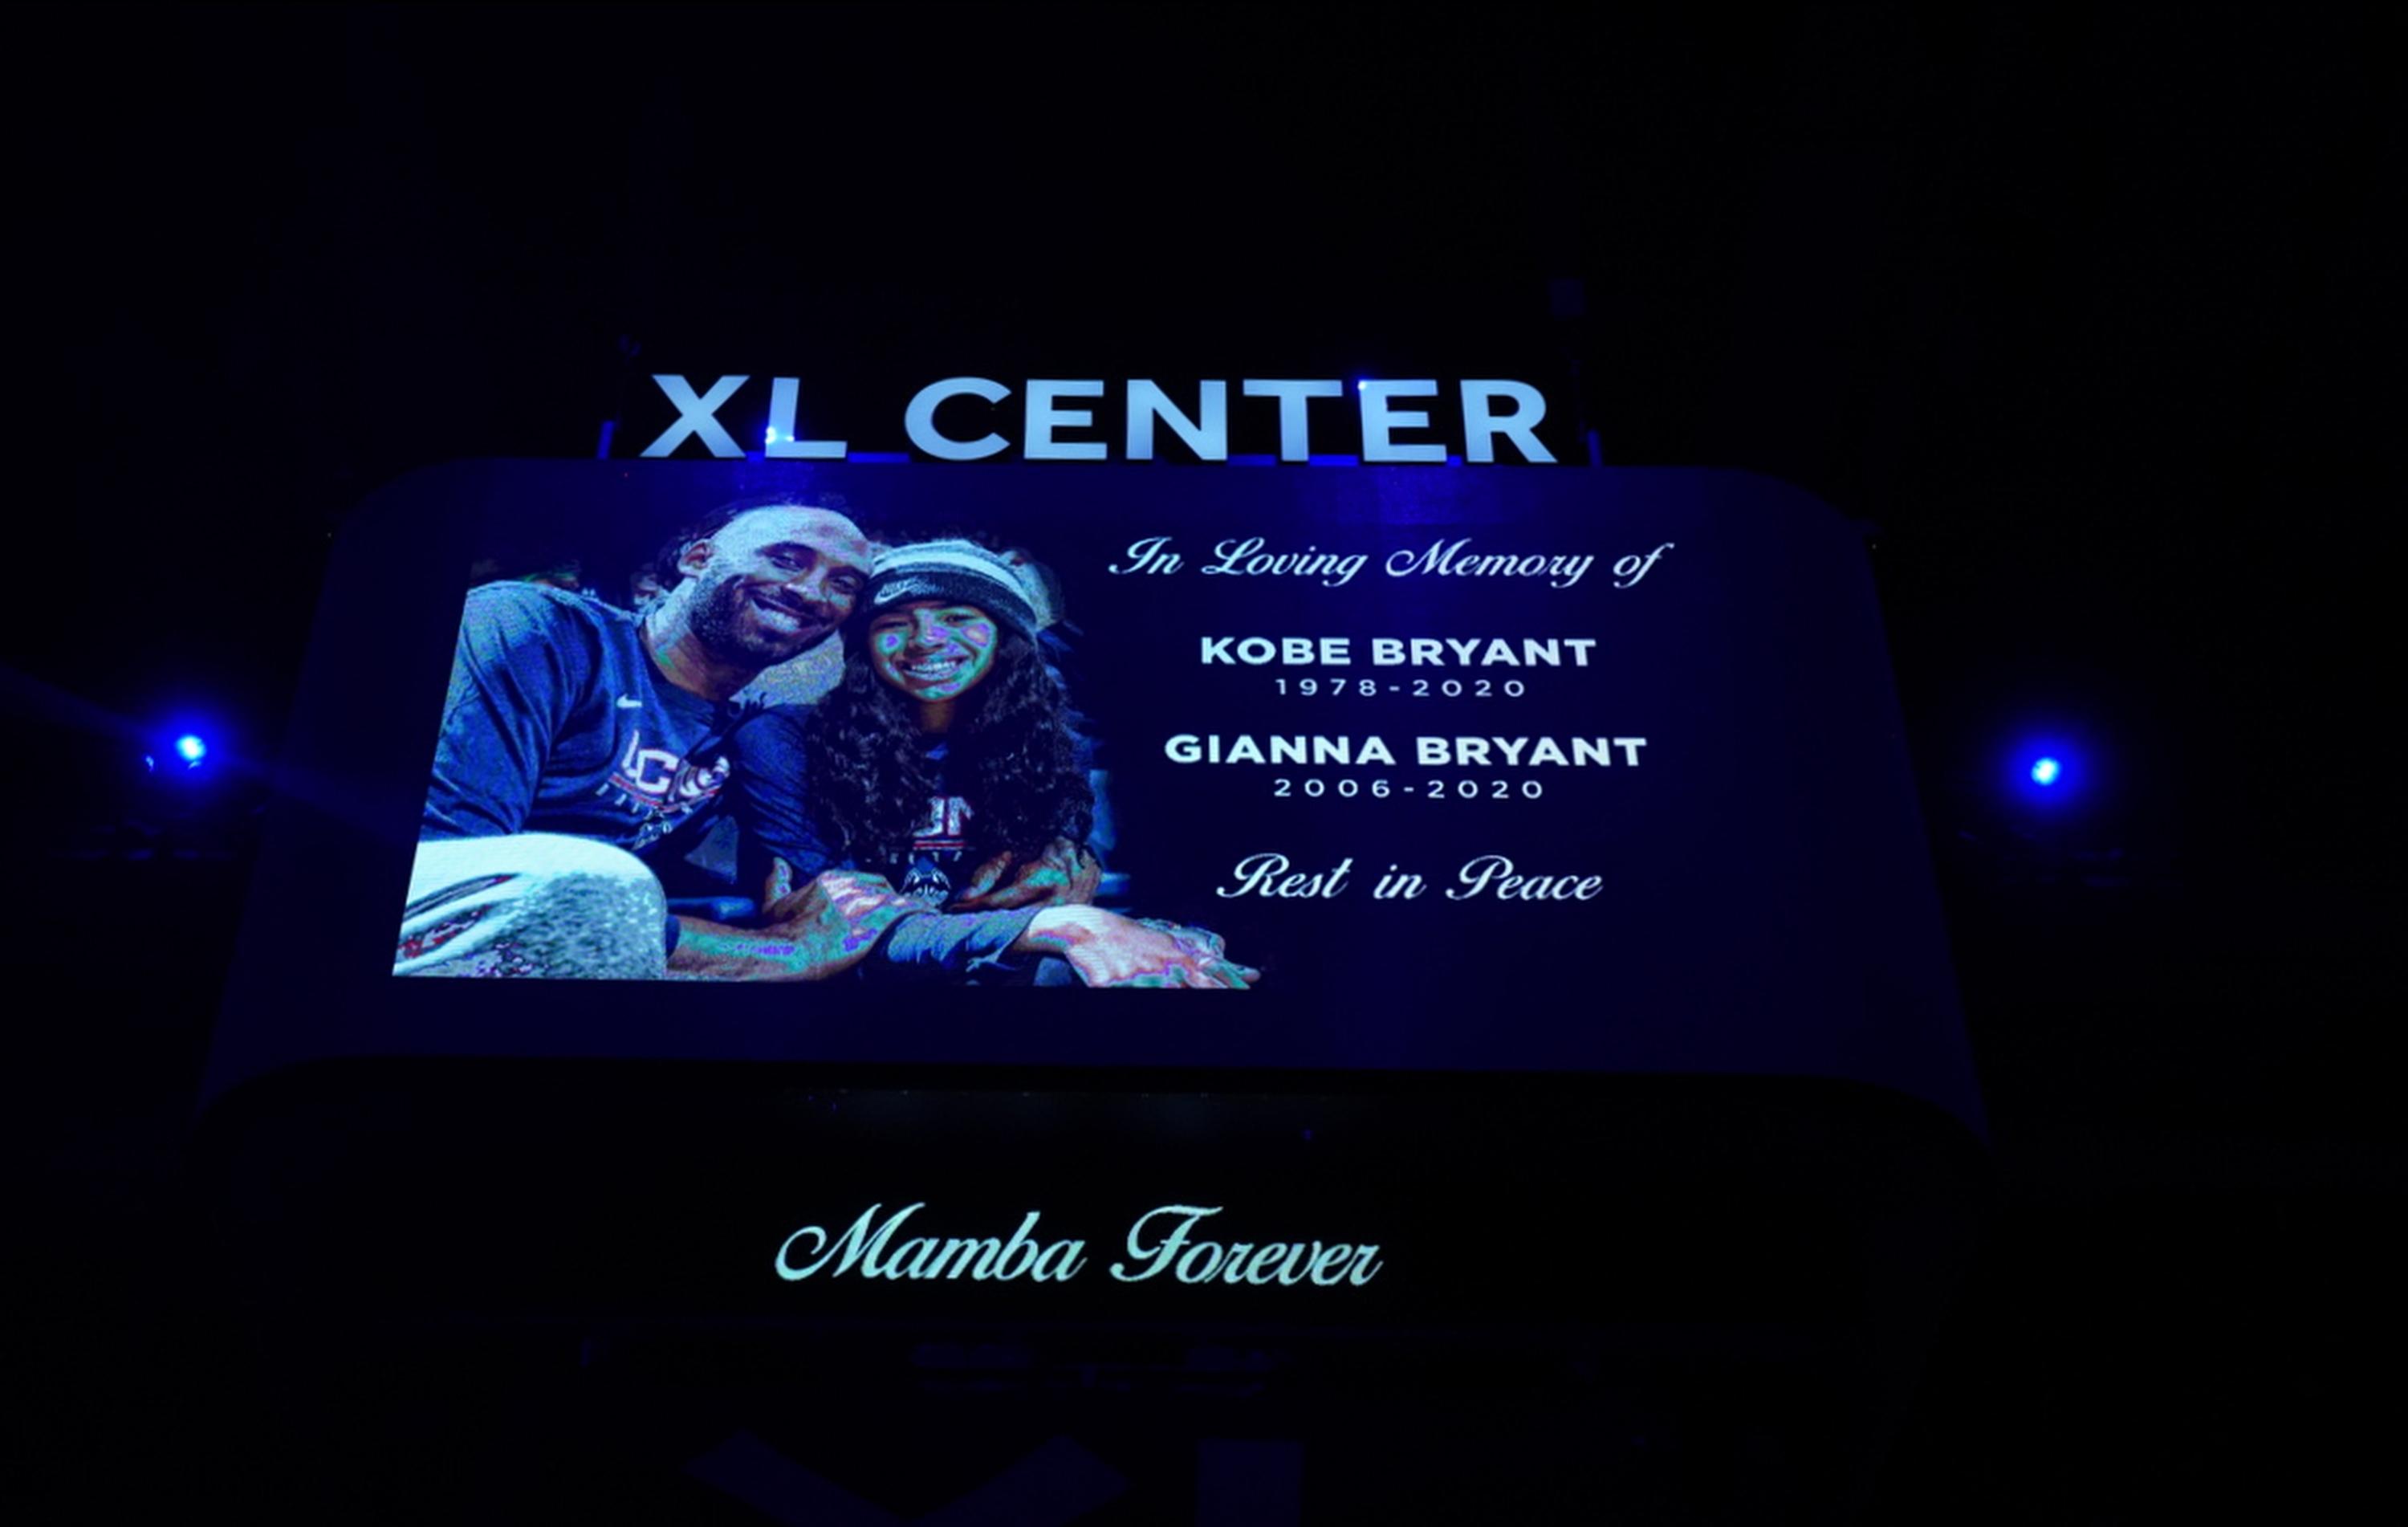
[802,629,1092,871]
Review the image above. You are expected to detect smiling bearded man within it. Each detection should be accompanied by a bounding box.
[397,499,929,981]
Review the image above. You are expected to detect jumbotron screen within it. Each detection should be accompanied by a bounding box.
[208,461,1974,1126]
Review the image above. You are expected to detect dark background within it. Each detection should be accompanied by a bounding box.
[18,4,2394,1520]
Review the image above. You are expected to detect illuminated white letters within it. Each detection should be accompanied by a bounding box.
[905,377,1012,461]
[1460,380,1556,463]
[764,377,845,459]
[639,376,1559,462]
[1241,379,1345,461]
[1167,735,1397,767]
[1357,380,1446,463]
[1198,636,1352,666]
[1023,379,1108,461]
[1411,736,1640,766]
[641,373,749,458]
[1368,637,1599,666]
[1125,380,1228,461]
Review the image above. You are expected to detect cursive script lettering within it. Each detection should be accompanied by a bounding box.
[1446,853,1605,902]
[1386,537,1594,589]
[1202,536,1369,588]
[774,1203,1385,1291]
[775,1203,1085,1282]
[1217,852,1354,899]
[1109,1205,1383,1287]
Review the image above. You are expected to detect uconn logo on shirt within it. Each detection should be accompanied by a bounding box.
[606,727,730,839]
[913,793,971,853]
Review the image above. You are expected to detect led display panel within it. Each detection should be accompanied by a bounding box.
[208,462,1974,1130]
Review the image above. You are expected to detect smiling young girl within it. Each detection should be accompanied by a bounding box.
[803,540,1093,908]
[731,539,1253,987]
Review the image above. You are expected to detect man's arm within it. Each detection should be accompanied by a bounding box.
[668,870,924,980]
[1011,906,1258,988]
[422,584,589,839]
[722,709,1090,963]
[726,707,844,899]
[948,837,1102,911]
[753,853,1048,977]
[738,865,1254,987]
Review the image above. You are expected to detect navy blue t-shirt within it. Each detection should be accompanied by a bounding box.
[723,702,841,889]
[421,583,741,855]
[730,707,1048,975]
[730,713,982,903]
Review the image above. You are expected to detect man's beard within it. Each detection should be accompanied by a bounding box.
[689,574,823,667]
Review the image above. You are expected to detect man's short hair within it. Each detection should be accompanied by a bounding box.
[661,496,868,586]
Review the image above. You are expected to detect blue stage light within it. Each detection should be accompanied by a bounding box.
[175,734,207,764]
[2006,736,2084,806]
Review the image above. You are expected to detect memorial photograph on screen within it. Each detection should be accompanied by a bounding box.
[203,458,1969,1116]
[397,487,1266,992]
